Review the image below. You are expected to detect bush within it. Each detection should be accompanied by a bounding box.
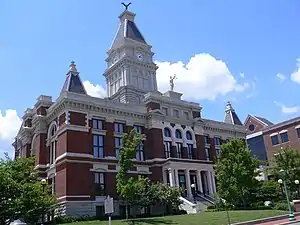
[53,215,98,224]
[273,202,290,211]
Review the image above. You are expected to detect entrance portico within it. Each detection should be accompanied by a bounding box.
[162,162,216,199]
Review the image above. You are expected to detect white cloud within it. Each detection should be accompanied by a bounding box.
[0,109,22,141]
[274,101,300,114]
[276,73,286,82]
[83,80,107,98]
[155,53,250,100]
[291,58,300,84]
[0,110,22,157]
[239,73,245,78]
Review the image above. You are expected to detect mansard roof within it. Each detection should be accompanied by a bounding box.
[111,10,147,50]
[60,61,87,95]
[224,101,243,126]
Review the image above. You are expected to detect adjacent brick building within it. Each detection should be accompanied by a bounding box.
[245,114,300,166]
[13,8,246,216]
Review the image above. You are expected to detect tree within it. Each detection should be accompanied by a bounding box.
[271,147,300,198]
[215,138,260,208]
[0,154,57,225]
[116,129,183,217]
[116,129,142,218]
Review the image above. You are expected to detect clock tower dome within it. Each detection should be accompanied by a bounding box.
[103,8,158,104]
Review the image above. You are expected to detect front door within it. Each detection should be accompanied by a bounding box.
[190,174,198,192]
[179,174,187,197]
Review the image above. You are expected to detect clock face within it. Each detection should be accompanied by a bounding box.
[136,52,144,61]
[112,56,118,64]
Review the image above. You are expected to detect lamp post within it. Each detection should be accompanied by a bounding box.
[41,179,47,225]
[296,180,300,199]
[278,175,297,221]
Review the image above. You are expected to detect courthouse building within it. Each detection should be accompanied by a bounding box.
[13,8,246,216]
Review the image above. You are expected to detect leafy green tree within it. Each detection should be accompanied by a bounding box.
[116,129,142,218]
[271,147,300,196]
[215,138,260,208]
[0,154,57,225]
[251,180,281,203]
[116,129,183,217]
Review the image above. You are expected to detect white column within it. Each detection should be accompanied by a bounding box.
[196,170,203,193]
[185,169,192,197]
[211,171,217,193]
[174,169,179,187]
[162,169,167,184]
[207,171,213,195]
[168,168,174,187]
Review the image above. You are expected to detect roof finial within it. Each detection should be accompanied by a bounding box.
[69,61,77,72]
[121,2,132,11]
[226,101,234,112]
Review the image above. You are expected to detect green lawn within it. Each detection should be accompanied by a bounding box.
[63,210,287,225]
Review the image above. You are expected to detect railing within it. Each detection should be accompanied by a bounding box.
[196,191,216,204]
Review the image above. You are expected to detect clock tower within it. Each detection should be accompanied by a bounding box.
[103,9,158,104]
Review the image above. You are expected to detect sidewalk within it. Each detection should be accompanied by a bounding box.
[255,215,300,225]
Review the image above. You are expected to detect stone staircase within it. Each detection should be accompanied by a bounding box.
[179,192,216,214]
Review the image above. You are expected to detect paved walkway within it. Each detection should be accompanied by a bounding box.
[255,215,300,225]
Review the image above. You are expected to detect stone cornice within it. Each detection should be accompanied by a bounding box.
[144,91,201,110]
[46,93,148,125]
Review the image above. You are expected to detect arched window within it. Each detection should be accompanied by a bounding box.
[51,125,57,137]
[164,128,171,137]
[48,123,57,165]
[175,129,182,139]
[186,131,192,140]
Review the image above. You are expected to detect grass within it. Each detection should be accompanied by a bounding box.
[63,210,287,225]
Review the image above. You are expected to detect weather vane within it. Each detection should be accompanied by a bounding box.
[121,2,132,11]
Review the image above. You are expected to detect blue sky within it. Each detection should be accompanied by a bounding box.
[0,0,300,155]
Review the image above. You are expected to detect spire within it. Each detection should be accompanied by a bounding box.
[110,3,147,50]
[60,61,87,95]
[224,101,243,126]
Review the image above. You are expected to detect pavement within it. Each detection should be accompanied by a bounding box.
[255,215,300,225]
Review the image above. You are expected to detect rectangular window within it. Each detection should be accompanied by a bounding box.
[280,132,289,143]
[114,123,124,133]
[92,119,104,130]
[187,144,193,159]
[134,125,142,134]
[214,137,221,146]
[204,135,210,145]
[184,112,189,120]
[94,172,105,196]
[173,109,179,118]
[115,137,122,159]
[297,128,300,138]
[176,142,183,158]
[164,141,171,158]
[136,143,144,161]
[162,107,168,116]
[271,135,279,146]
[93,135,104,158]
[205,148,210,161]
